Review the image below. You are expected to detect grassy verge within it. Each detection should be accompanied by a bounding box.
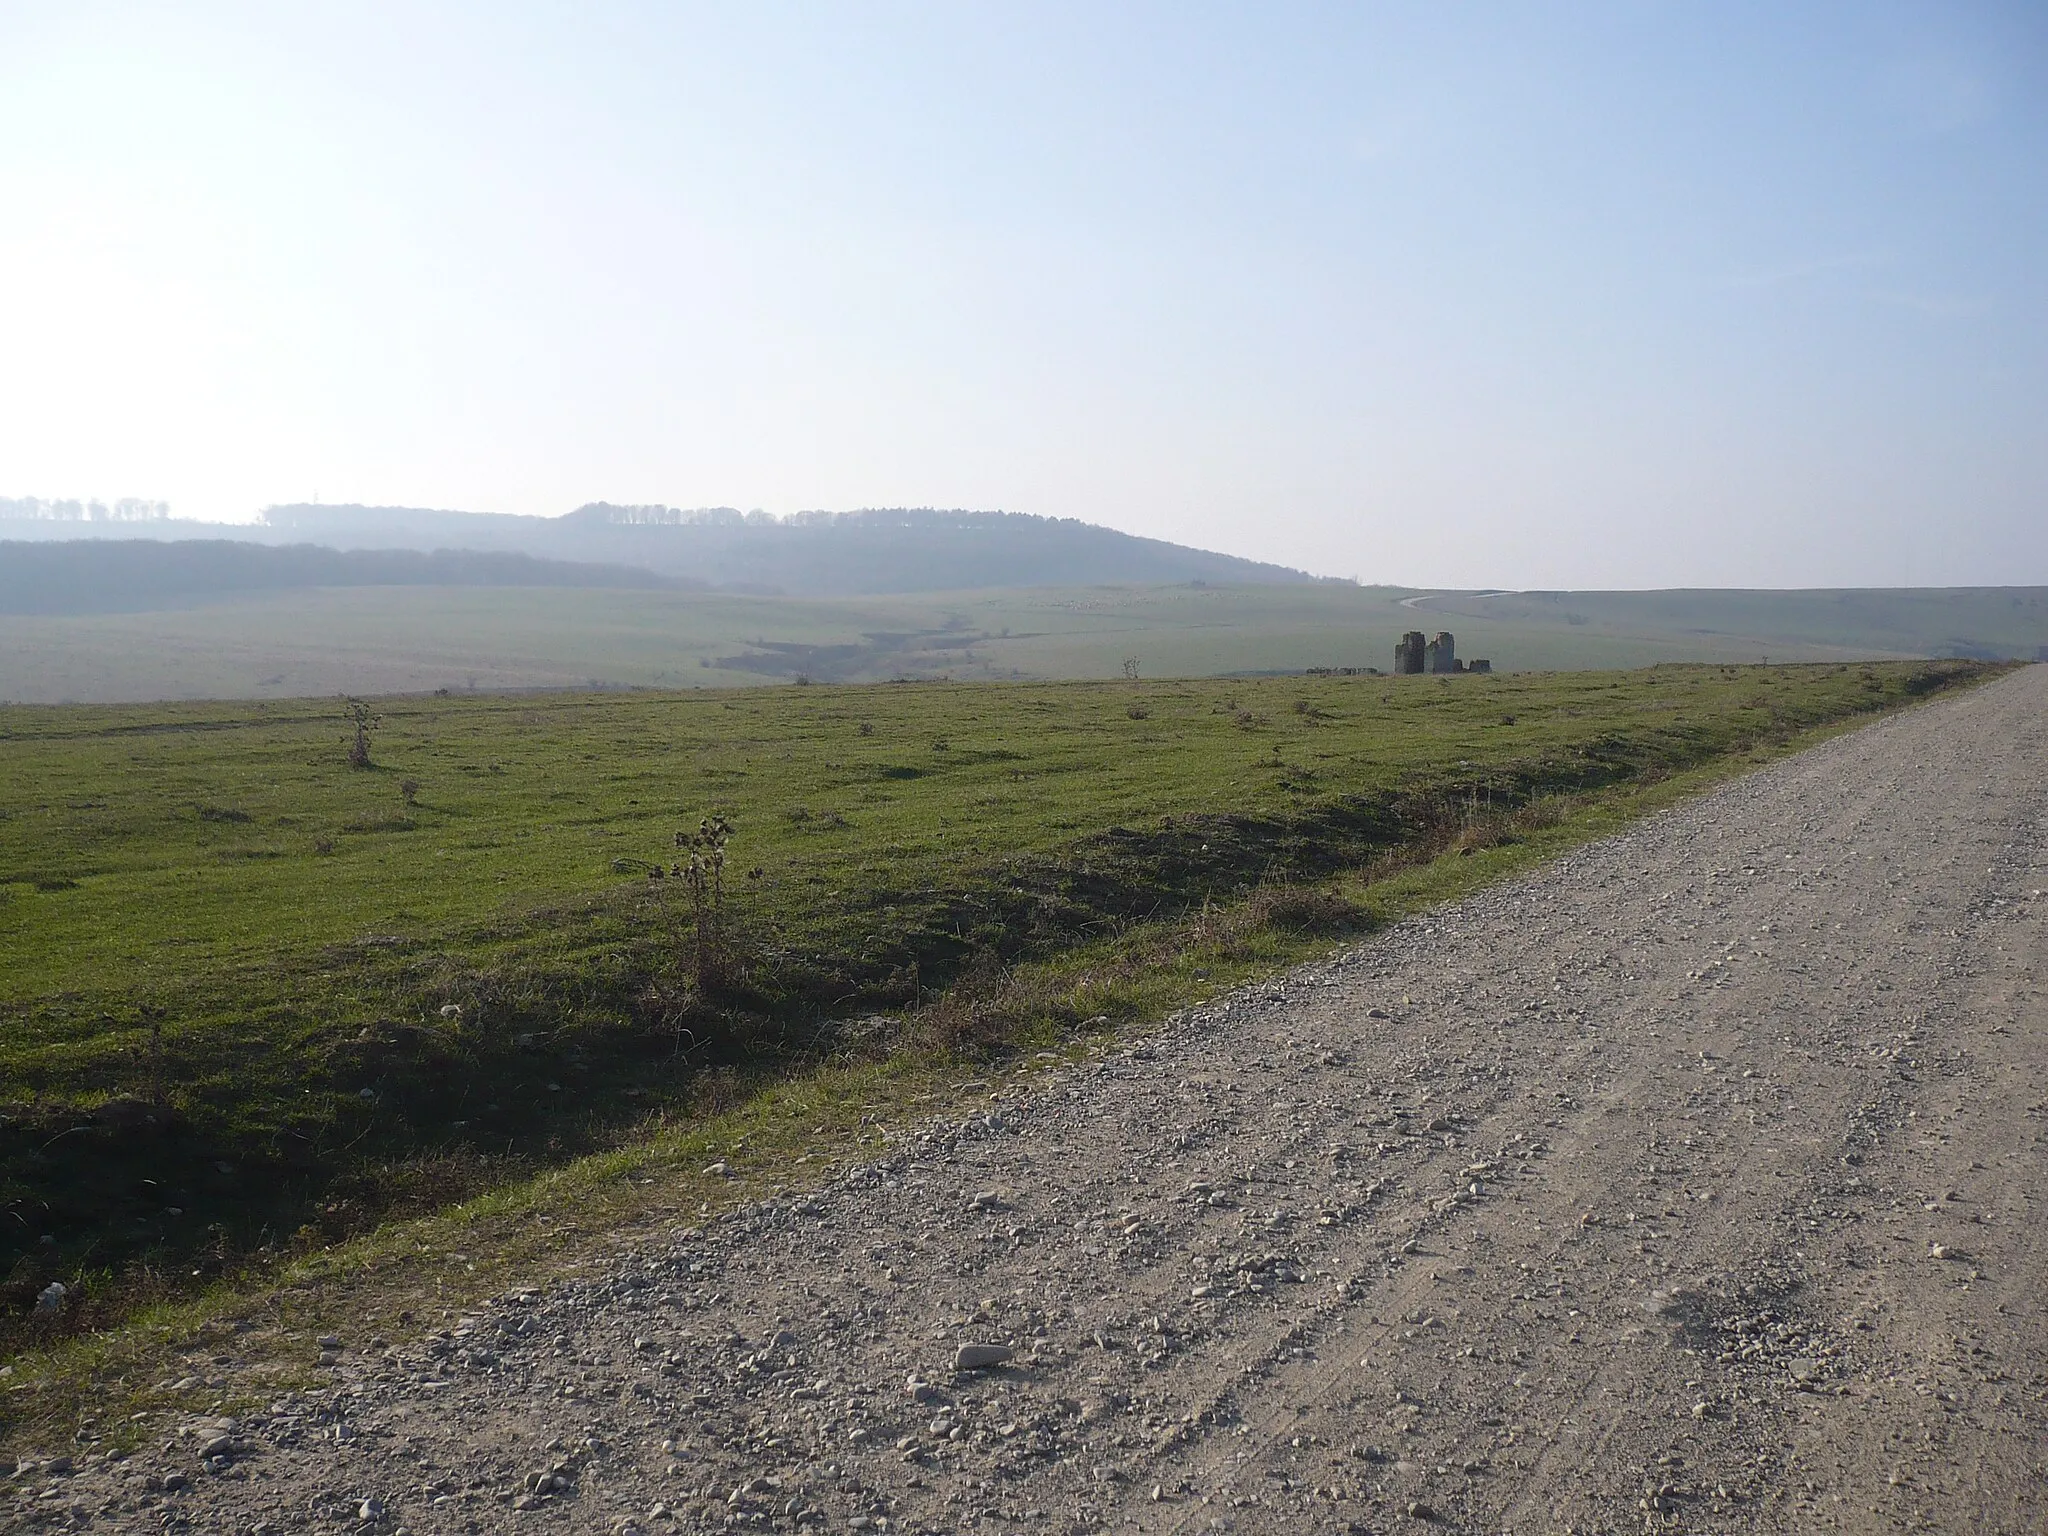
[0,660,2007,1454]
[0,664,1996,1334]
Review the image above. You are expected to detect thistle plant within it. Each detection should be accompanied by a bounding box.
[650,816,736,990]
[342,697,380,769]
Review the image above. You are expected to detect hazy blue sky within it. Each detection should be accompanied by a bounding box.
[2,3,2043,587]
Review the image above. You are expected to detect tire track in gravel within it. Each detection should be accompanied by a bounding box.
[30,664,2048,1536]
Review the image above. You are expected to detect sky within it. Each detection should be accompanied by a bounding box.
[1,2,2044,588]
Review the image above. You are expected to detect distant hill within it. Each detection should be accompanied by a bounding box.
[0,504,1328,595]
[0,540,685,616]
[245,504,1334,594]
[0,502,1334,594]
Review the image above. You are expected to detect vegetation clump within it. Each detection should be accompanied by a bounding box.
[342,696,379,769]
[650,816,736,992]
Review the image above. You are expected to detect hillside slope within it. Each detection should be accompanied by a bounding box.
[256,504,1331,593]
[0,540,684,615]
[0,505,1330,595]
[4,580,2044,704]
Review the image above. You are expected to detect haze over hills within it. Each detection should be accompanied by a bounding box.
[1,571,2042,705]
[0,503,1333,596]
[3,500,2044,705]
[1408,588,2048,665]
[0,539,686,616]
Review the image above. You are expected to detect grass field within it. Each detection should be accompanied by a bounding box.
[8,580,2043,704]
[1409,586,2048,664]
[0,659,1997,1353]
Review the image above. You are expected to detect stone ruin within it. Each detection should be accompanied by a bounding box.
[1394,630,1490,675]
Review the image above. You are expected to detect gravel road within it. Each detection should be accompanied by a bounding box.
[21,665,2048,1535]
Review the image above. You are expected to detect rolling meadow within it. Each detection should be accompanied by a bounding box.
[0,659,1996,1356]
[7,579,2042,704]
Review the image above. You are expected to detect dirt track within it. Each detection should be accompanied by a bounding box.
[25,665,2048,1534]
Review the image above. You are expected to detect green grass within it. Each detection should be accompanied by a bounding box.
[9,579,2042,704]
[0,657,2007,1451]
[0,659,1998,1359]
[1415,585,2048,663]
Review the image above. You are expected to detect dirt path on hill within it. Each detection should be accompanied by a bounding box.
[23,665,2048,1535]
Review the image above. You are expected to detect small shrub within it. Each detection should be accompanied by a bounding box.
[858,721,875,737]
[1127,704,1150,720]
[398,778,421,809]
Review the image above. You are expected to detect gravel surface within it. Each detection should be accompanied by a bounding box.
[20,665,2048,1534]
